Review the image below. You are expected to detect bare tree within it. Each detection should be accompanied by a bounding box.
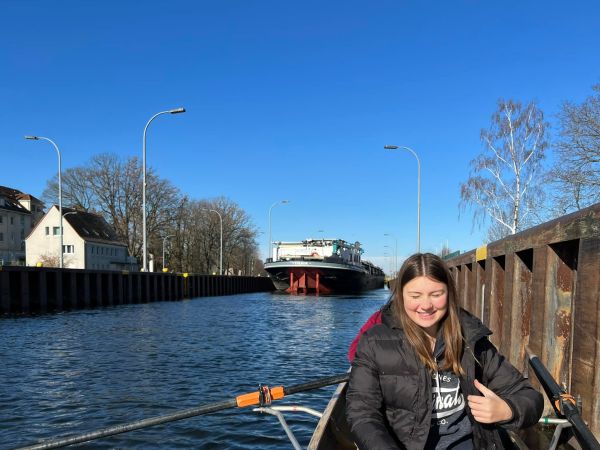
[87,154,144,258]
[166,197,260,274]
[40,153,182,263]
[460,99,549,241]
[41,166,96,211]
[37,253,60,268]
[39,152,261,273]
[547,84,600,214]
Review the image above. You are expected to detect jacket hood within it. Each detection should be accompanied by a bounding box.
[458,308,492,344]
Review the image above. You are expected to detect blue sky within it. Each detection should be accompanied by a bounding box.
[2,0,599,271]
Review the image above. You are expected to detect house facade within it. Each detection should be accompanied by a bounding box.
[0,186,45,265]
[26,206,138,271]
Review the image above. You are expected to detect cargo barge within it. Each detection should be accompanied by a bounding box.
[263,238,384,294]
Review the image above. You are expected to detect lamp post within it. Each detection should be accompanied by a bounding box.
[383,252,392,276]
[384,233,398,276]
[162,235,173,271]
[203,209,223,275]
[384,145,421,253]
[142,107,185,272]
[25,135,63,268]
[267,200,290,262]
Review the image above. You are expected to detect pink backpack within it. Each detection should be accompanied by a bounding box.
[347,309,383,362]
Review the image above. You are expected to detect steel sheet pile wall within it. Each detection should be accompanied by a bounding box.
[0,269,274,314]
[445,203,600,438]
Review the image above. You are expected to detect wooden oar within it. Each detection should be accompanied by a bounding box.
[16,373,349,450]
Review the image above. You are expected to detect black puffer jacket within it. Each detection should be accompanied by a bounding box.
[346,307,543,450]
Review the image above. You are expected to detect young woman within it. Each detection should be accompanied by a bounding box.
[346,253,543,449]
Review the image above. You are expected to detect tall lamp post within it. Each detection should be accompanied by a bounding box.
[384,233,398,276]
[203,209,223,275]
[25,135,63,268]
[142,107,185,272]
[267,200,290,262]
[383,252,392,276]
[162,235,173,271]
[384,145,421,253]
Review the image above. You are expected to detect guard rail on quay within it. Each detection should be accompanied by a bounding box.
[443,202,600,440]
[0,268,275,315]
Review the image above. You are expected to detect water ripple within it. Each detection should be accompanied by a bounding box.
[1,289,389,449]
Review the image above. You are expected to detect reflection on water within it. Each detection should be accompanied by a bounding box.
[1,289,390,449]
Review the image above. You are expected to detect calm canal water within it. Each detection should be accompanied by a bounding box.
[1,289,391,449]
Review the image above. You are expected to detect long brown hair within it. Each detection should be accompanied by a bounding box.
[391,253,464,375]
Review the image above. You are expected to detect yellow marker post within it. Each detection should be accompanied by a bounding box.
[475,245,487,262]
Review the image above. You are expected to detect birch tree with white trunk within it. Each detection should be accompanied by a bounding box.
[460,99,549,241]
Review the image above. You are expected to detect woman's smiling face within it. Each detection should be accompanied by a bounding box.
[402,275,448,337]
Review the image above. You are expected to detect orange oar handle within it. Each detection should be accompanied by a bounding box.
[235,385,285,407]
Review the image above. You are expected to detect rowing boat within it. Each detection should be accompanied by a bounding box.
[307,379,355,450]
[306,379,530,450]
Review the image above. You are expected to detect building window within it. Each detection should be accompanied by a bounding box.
[0,232,3,241]
[45,227,50,235]
[53,227,60,235]
[63,245,74,254]
[20,216,24,225]
[10,217,14,225]
[0,215,3,223]
[20,230,24,239]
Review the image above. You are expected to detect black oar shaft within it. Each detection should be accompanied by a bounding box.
[16,373,349,450]
[17,399,237,450]
[527,349,600,450]
[284,373,349,396]
[528,354,563,401]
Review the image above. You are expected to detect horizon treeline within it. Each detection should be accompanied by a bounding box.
[41,153,261,275]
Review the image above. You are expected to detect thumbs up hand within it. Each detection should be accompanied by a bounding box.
[467,379,513,424]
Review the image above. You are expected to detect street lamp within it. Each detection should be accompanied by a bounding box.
[383,252,392,276]
[384,145,421,253]
[267,200,290,262]
[162,235,173,271]
[25,135,63,268]
[142,107,185,272]
[384,232,398,275]
[203,209,223,275]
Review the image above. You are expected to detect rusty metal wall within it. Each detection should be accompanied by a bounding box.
[445,202,600,438]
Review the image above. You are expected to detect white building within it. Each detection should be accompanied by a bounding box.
[26,206,137,271]
[0,186,45,265]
